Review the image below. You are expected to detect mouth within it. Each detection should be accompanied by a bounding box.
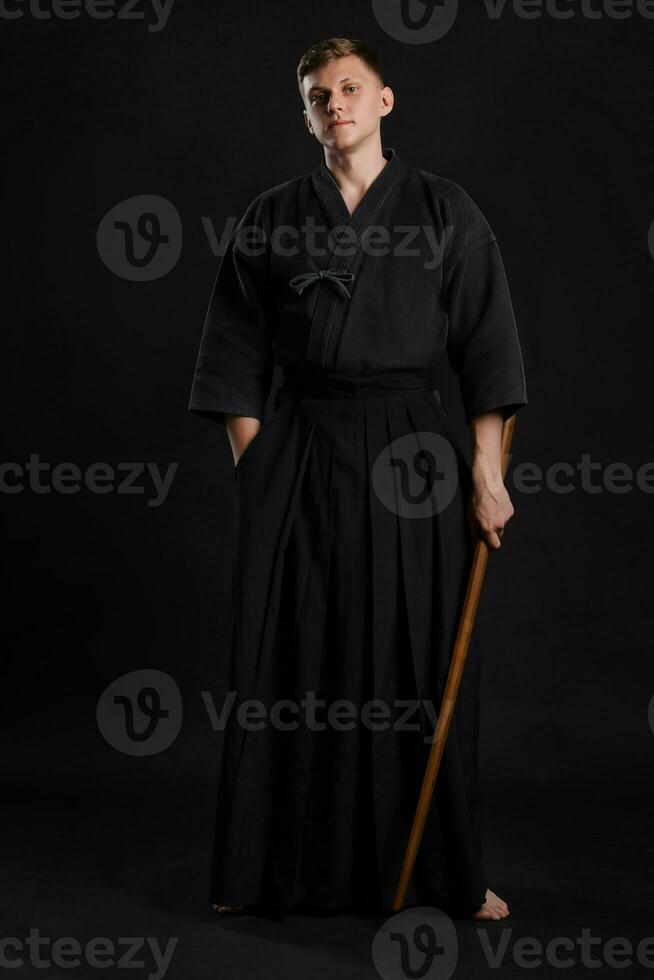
[328,120,353,129]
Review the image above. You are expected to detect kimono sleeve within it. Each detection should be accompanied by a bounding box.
[188,196,275,425]
[442,187,528,424]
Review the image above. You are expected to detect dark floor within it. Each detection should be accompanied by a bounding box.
[5,757,651,980]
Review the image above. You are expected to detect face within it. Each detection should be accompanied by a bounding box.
[301,54,394,150]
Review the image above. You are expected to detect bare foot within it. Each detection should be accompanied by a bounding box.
[472,889,510,921]
[212,904,246,914]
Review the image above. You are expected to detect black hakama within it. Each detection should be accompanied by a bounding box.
[189,147,528,916]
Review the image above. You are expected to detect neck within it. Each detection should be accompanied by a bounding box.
[322,135,388,194]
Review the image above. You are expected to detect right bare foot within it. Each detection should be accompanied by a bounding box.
[471,889,510,921]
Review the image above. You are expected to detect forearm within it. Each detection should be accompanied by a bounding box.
[225,414,262,466]
[470,410,504,488]
[468,410,514,550]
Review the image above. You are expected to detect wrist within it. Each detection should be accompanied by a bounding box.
[471,454,503,489]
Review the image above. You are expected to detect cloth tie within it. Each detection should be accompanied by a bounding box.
[289,268,355,299]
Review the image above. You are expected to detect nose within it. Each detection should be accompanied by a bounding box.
[326,92,343,114]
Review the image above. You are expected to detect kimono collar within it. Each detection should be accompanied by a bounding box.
[311,146,407,230]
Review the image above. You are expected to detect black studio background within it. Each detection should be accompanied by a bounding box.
[2,3,653,977]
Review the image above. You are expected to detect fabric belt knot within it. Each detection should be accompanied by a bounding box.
[280,367,438,399]
[288,268,356,299]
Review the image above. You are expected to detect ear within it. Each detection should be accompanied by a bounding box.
[302,109,313,133]
[380,85,394,118]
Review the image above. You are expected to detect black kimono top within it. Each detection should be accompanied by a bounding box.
[189,146,527,426]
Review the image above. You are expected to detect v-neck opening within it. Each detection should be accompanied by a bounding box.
[335,159,388,220]
[311,146,407,232]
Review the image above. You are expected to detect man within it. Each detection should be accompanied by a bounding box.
[190,37,526,921]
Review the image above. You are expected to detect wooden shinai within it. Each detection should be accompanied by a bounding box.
[392,413,517,912]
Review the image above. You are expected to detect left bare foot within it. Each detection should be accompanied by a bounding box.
[471,889,510,921]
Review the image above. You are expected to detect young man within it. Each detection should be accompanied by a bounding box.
[189,37,527,921]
